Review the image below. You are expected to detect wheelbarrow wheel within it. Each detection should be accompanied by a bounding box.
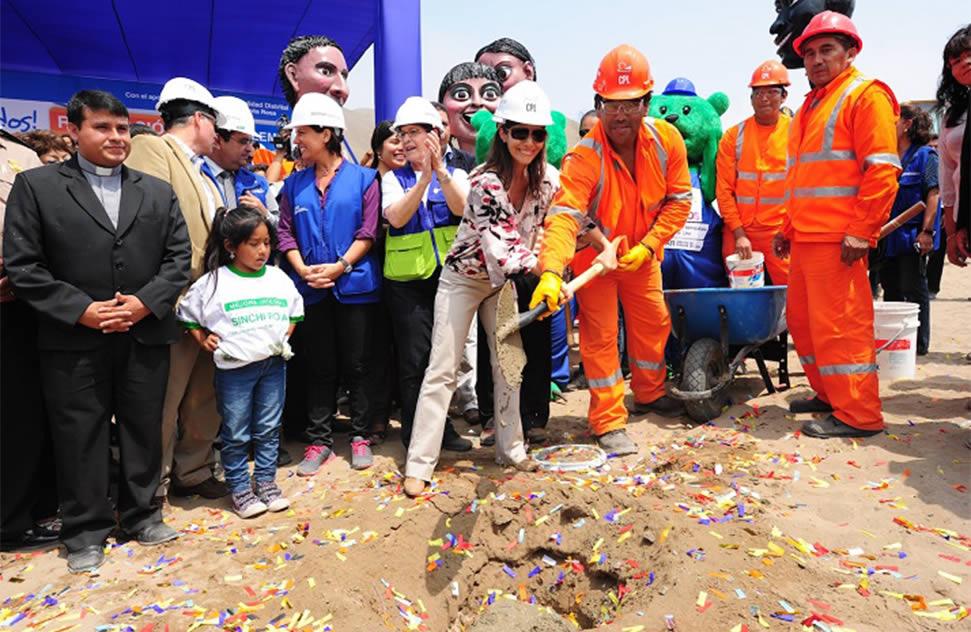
[681,338,729,422]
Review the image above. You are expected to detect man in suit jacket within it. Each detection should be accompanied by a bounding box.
[0,130,60,551]
[126,77,228,499]
[3,90,191,573]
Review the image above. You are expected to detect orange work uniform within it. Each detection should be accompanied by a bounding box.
[716,113,791,284]
[540,118,691,435]
[784,65,901,431]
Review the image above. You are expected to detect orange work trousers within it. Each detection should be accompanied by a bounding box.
[787,241,882,430]
[576,258,668,436]
[722,225,790,286]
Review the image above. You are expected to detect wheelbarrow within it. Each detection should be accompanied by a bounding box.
[664,285,790,423]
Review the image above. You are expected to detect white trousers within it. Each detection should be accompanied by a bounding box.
[406,268,527,481]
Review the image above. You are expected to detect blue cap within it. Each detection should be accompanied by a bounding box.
[662,78,696,96]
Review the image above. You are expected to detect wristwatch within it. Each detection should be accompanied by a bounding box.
[337,256,353,273]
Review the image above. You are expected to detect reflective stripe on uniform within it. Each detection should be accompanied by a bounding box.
[735,121,745,163]
[759,196,786,204]
[798,354,815,365]
[578,136,606,218]
[737,195,756,204]
[818,362,878,376]
[631,358,663,371]
[644,118,668,175]
[548,205,590,226]
[666,191,692,201]
[737,170,758,181]
[793,185,859,198]
[795,76,867,166]
[763,172,787,181]
[863,152,902,170]
[587,368,624,389]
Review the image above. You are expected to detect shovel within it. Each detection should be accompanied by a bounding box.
[494,236,623,386]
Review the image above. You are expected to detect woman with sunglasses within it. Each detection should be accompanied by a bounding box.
[402,81,557,496]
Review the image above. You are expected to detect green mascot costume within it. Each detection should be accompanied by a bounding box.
[650,77,730,289]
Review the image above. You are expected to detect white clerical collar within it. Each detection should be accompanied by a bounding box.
[78,153,122,177]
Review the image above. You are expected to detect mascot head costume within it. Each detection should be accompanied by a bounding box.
[469,37,567,168]
[648,78,729,204]
[438,62,502,154]
[278,35,349,107]
[770,0,855,69]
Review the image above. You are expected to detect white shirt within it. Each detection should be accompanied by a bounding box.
[168,134,218,219]
[381,167,470,212]
[177,264,304,370]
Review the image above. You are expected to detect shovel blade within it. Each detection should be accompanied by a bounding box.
[494,281,527,387]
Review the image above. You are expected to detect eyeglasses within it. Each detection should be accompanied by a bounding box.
[598,100,643,114]
[396,129,427,140]
[198,111,217,125]
[507,126,548,143]
[751,87,784,100]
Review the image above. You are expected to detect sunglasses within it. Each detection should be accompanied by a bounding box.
[506,126,548,143]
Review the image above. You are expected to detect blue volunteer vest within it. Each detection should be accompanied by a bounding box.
[234,168,271,206]
[661,168,728,289]
[281,164,381,305]
[383,164,462,281]
[884,145,940,258]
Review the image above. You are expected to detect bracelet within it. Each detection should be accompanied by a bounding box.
[337,256,352,272]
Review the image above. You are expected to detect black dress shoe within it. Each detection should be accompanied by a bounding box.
[801,415,882,439]
[632,395,685,418]
[441,426,473,452]
[789,396,833,414]
[67,545,105,574]
[134,522,180,546]
[170,477,229,499]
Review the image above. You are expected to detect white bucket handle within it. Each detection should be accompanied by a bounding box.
[875,324,908,354]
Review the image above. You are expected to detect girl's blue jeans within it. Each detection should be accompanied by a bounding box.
[214,356,285,494]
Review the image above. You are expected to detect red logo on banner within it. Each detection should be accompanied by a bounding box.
[49,106,164,134]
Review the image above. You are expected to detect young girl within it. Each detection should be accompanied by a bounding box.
[177,207,304,518]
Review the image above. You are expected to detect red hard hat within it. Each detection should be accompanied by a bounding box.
[749,60,791,88]
[593,44,654,100]
[792,10,863,56]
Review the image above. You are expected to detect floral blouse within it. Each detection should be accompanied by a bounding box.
[445,163,559,287]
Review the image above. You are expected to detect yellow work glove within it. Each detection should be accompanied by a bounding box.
[617,243,653,272]
[529,271,563,314]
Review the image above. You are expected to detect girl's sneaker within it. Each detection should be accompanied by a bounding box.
[350,436,373,470]
[231,489,267,519]
[297,445,332,476]
[254,481,290,512]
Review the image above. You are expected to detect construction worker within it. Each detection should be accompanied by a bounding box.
[717,60,792,285]
[773,11,901,439]
[530,45,692,455]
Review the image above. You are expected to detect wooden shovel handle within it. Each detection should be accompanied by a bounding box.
[878,201,926,241]
[516,262,607,331]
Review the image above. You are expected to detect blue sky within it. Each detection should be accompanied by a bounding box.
[345,1,968,125]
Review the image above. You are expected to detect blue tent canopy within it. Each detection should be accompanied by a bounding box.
[0,0,420,121]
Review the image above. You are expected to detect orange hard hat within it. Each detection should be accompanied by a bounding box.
[749,60,791,88]
[593,44,654,100]
[792,10,863,56]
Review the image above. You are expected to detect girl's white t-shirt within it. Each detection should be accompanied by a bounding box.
[177,265,304,370]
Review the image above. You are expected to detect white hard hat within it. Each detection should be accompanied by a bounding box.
[213,96,256,137]
[157,77,219,113]
[493,81,553,127]
[392,97,443,132]
[285,93,345,130]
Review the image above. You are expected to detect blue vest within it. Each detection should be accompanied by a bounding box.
[383,164,462,281]
[234,168,271,206]
[661,168,728,289]
[281,164,381,305]
[885,145,939,258]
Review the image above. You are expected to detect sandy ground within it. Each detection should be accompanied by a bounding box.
[1,265,969,632]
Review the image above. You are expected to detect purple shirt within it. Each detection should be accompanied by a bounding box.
[277,164,380,253]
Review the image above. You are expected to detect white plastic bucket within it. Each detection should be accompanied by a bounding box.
[873,301,920,380]
[726,252,765,288]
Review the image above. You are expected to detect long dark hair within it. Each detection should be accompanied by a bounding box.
[481,124,547,197]
[936,25,971,128]
[204,206,276,274]
[368,120,395,169]
[899,103,933,147]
